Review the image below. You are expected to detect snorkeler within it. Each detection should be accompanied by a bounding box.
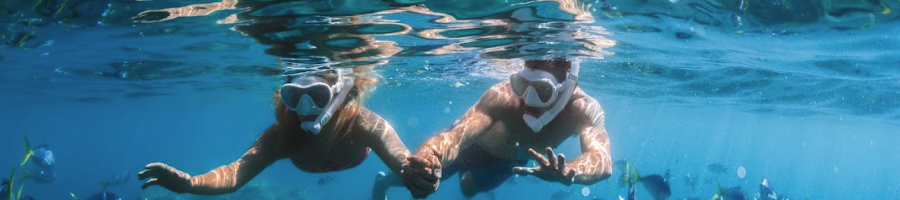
[396,59,613,198]
[138,66,411,195]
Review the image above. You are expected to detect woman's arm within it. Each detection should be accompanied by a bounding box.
[188,123,287,195]
[356,108,410,173]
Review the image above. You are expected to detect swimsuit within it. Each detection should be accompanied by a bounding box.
[444,144,528,193]
[295,147,371,173]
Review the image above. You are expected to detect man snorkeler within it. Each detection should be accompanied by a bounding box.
[398,58,613,198]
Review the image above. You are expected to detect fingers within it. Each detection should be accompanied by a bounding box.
[138,163,168,180]
[407,156,431,168]
[428,153,442,179]
[563,170,576,186]
[137,169,155,180]
[401,156,440,199]
[431,149,443,161]
[145,162,168,170]
[545,147,557,170]
[141,178,159,189]
[432,167,442,180]
[528,148,549,167]
[402,159,440,182]
[402,172,438,199]
[411,176,438,191]
[512,167,536,175]
[566,169,576,180]
[408,152,442,181]
[557,154,567,176]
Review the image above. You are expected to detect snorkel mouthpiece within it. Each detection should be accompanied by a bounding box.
[301,121,323,135]
[300,77,354,135]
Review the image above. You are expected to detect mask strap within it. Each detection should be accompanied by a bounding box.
[301,77,354,135]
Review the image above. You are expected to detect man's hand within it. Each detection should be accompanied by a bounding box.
[512,147,576,186]
[400,149,443,199]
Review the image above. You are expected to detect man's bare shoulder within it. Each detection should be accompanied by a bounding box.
[570,88,600,108]
[476,81,520,111]
[567,87,604,126]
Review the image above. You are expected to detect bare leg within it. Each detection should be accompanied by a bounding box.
[372,171,403,200]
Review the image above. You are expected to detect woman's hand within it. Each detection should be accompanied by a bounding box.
[138,162,193,193]
[512,147,576,186]
[400,149,443,199]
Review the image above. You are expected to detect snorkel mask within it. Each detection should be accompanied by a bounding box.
[509,59,580,133]
[280,67,355,135]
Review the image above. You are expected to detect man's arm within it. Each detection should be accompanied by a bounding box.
[414,83,512,166]
[401,83,512,198]
[188,123,286,195]
[566,94,613,185]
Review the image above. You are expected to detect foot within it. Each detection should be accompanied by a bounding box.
[372,171,388,200]
[460,171,477,198]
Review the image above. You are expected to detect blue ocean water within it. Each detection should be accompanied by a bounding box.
[1,0,899,199]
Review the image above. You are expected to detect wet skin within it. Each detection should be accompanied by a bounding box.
[139,91,410,195]
[401,80,613,198]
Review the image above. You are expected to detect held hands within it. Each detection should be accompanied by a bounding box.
[512,147,576,186]
[138,162,193,193]
[400,149,443,199]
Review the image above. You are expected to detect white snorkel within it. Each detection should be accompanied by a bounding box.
[301,76,354,135]
[522,59,579,133]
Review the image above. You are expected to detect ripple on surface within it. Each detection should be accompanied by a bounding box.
[182,42,251,52]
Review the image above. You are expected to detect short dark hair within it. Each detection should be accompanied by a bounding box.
[524,59,571,82]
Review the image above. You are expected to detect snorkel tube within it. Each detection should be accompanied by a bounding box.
[301,77,354,135]
[522,59,580,133]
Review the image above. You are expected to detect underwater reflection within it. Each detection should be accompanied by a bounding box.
[133,0,616,65]
[413,0,615,60]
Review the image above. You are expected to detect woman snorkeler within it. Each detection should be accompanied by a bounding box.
[138,66,410,195]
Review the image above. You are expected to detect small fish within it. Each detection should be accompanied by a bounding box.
[20,144,57,184]
[712,181,746,200]
[86,191,122,200]
[683,172,698,189]
[615,159,629,188]
[627,183,635,200]
[640,174,672,200]
[317,175,336,186]
[30,145,55,169]
[23,168,56,184]
[100,171,131,189]
[621,163,672,200]
[759,179,777,200]
[1,179,9,199]
[707,163,728,174]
